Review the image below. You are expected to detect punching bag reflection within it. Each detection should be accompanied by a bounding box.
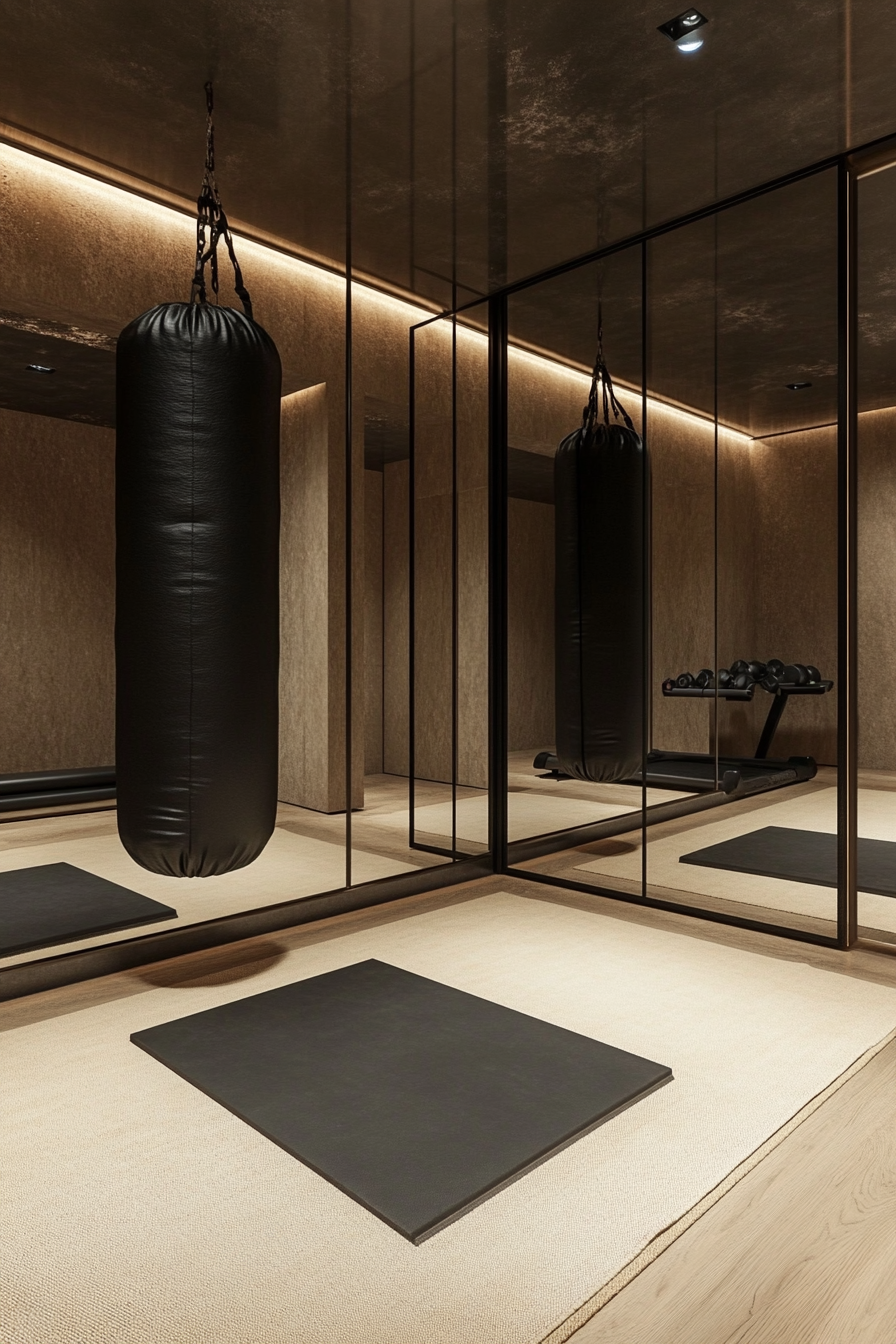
[115,86,281,876]
[553,341,646,784]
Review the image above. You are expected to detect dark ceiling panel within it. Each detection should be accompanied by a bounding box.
[364,396,410,469]
[0,1,895,431]
[1,0,895,301]
[0,321,116,426]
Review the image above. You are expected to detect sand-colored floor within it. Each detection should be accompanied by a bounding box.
[2,886,894,1344]
[569,782,896,937]
[0,774,455,972]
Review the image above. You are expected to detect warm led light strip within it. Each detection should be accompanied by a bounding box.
[506,340,752,443]
[0,129,750,442]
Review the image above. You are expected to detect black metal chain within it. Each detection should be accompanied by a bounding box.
[582,303,634,433]
[190,82,253,319]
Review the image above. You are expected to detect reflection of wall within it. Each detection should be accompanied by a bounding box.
[507,499,554,751]
[650,407,719,756]
[398,324,490,788]
[364,468,384,773]
[502,390,842,769]
[0,407,114,772]
[279,385,366,812]
[2,142,872,793]
[858,408,896,770]
[719,425,838,764]
[383,460,410,776]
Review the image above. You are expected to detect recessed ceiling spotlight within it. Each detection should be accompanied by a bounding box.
[786,381,813,390]
[658,9,708,52]
[26,363,55,374]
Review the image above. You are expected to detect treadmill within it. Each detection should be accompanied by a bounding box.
[534,676,834,802]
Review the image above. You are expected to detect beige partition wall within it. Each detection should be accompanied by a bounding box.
[0,408,115,773]
[859,407,896,770]
[279,384,363,813]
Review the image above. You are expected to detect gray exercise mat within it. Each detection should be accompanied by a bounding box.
[0,862,177,957]
[680,825,896,897]
[131,958,672,1243]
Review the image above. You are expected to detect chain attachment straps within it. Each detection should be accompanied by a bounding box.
[190,82,253,320]
[581,303,634,434]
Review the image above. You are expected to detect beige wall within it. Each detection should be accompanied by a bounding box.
[364,468,384,774]
[858,407,896,769]
[401,321,490,788]
[653,413,839,766]
[0,408,114,773]
[383,460,410,777]
[4,142,889,794]
[279,385,365,812]
[719,425,839,764]
[507,498,554,753]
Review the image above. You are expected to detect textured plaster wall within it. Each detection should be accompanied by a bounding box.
[3,141,882,797]
[718,425,839,764]
[364,468,384,774]
[405,321,489,788]
[382,460,410,777]
[0,407,115,773]
[507,498,554,753]
[858,407,896,770]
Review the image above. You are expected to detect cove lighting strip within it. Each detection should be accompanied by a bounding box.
[0,131,751,445]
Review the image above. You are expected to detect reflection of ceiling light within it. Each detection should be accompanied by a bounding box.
[658,9,708,51]
[786,381,812,390]
[26,363,55,374]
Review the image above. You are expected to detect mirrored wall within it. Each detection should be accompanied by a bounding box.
[487,159,863,947]
[0,141,482,995]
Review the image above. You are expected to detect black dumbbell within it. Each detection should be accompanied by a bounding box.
[676,672,695,688]
[760,671,780,692]
[767,658,785,677]
[695,668,714,688]
[732,671,754,689]
[747,660,767,679]
[805,665,821,683]
[783,663,809,686]
[718,668,733,688]
[662,677,676,693]
[730,659,749,676]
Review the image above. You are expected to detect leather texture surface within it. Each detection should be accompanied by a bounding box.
[554,422,647,782]
[116,302,281,877]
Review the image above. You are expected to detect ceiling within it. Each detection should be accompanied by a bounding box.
[1,0,896,433]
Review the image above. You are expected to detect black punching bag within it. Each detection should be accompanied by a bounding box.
[554,352,647,783]
[115,85,281,877]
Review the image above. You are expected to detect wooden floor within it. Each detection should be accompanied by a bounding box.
[568,1035,896,1343]
[525,879,896,1344]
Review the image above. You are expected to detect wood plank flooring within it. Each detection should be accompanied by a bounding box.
[567,1035,896,1344]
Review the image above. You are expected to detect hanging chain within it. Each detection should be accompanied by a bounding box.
[190,82,253,319]
[582,303,634,434]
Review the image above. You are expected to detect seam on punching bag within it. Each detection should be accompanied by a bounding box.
[187,319,196,862]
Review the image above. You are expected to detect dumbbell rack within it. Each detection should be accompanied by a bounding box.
[661,681,834,759]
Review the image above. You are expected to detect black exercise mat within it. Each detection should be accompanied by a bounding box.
[0,862,177,957]
[681,825,896,897]
[131,958,672,1243]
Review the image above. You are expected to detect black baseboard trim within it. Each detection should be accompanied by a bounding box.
[0,854,492,1003]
